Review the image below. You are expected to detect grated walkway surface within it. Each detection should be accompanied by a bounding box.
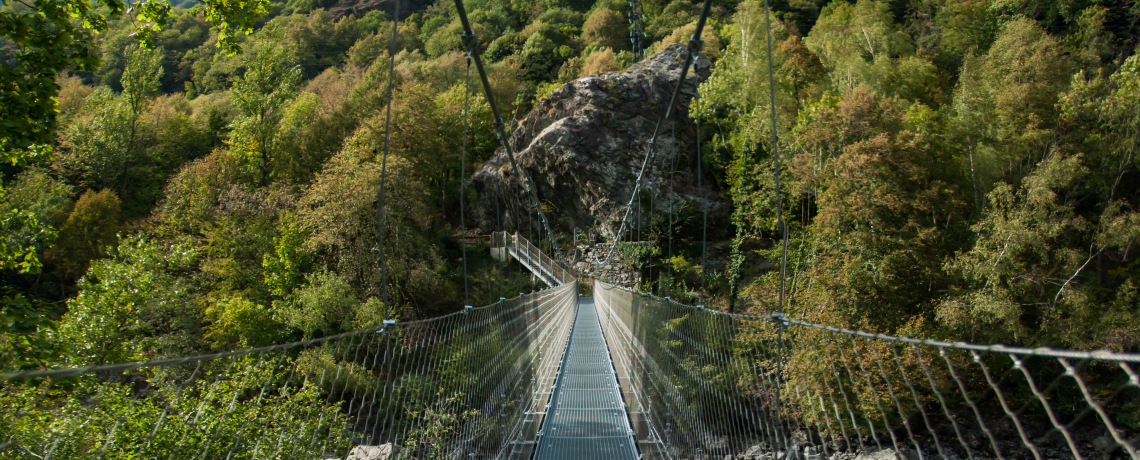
[533,298,638,460]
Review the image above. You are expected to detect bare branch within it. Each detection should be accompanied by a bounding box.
[1051,246,1105,310]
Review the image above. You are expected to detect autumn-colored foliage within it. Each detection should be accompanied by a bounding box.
[580,48,621,76]
[0,0,1136,424]
[50,189,122,280]
[582,8,629,51]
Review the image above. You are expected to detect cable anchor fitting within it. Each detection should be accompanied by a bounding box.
[770,312,788,329]
[492,117,506,139]
[460,31,478,56]
[379,318,397,334]
[687,37,704,56]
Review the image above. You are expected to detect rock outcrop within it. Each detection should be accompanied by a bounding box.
[570,243,643,287]
[471,44,728,242]
[344,443,399,460]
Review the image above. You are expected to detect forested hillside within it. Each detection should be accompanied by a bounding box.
[0,0,1137,376]
[696,0,1140,353]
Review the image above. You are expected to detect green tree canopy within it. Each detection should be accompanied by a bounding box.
[0,0,270,152]
[229,42,302,185]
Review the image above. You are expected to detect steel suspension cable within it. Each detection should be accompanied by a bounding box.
[360,336,393,443]
[592,0,713,268]
[452,9,564,261]
[458,54,473,307]
[647,191,654,289]
[376,0,401,321]
[516,183,523,288]
[758,0,792,454]
[529,205,535,291]
[377,327,398,443]
[326,333,374,451]
[637,189,642,243]
[761,0,788,317]
[696,83,708,305]
[628,0,644,61]
[666,124,678,295]
[496,192,503,300]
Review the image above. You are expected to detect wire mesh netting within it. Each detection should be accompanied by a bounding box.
[0,282,577,460]
[594,281,1140,460]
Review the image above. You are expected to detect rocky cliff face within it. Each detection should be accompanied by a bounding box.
[471,44,728,244]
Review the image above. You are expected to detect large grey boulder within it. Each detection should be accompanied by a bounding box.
[855,448,906,460]
[857,446,916,459]
[345,443,399,460]
[471,44,727,242]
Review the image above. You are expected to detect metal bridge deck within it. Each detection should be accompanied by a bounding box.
[533,298,638,460]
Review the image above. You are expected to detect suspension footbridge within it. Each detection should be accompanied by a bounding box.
[533,297,638,460]
[2,233,1138,459]
[2,0,1139,458]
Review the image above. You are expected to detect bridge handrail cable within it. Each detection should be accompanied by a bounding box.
[593,280,1140,460]
[593,282,1140,363]
[1,280,579,459]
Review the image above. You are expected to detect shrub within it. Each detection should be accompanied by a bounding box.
[582,8,627,51]
[580,47,621,76]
